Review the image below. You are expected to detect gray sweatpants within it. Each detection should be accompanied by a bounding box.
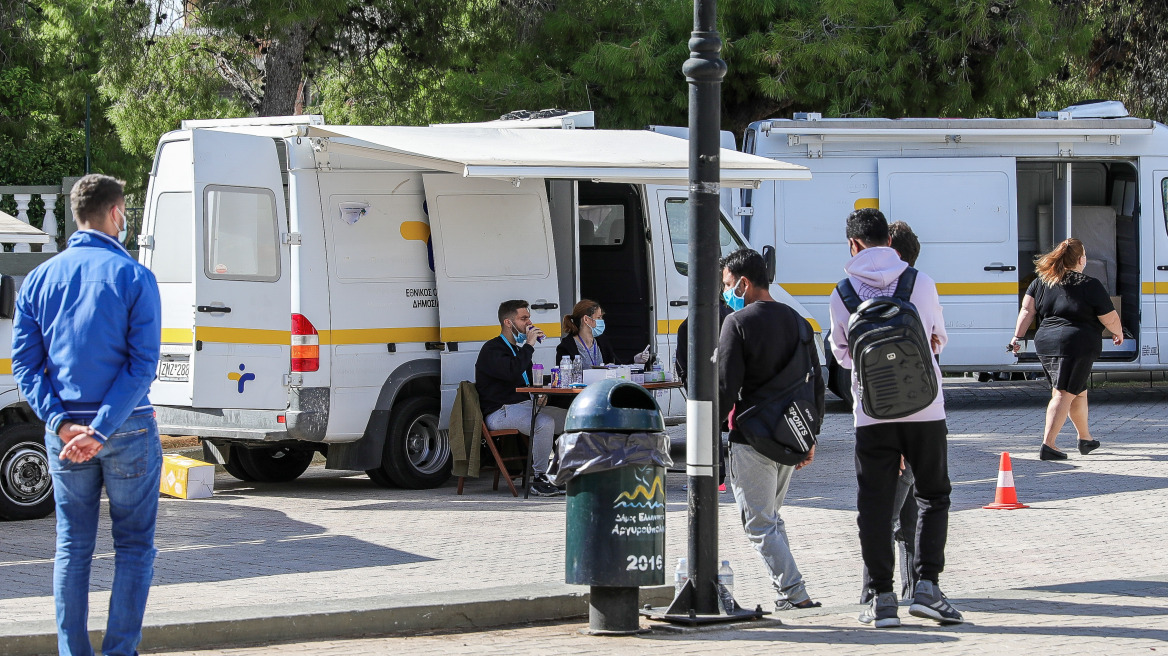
[485,401,555,475]
[727,441,810,606]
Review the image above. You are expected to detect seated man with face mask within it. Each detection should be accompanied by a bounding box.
[474,299,561,497]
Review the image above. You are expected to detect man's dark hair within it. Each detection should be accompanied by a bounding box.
[846,207,889,247]
[888,220,920,267]
[498,299,529,324]
[720,248,768,288]
[70,174,125,225]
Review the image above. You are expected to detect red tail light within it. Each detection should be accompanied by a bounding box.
[291,313,319,372]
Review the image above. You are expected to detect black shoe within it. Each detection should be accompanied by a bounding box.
[1040,444,1067,461]
[529,475,560,497]
[1078,439,1100,455]
[858,591,900,628]
[776,598,822,611]
[909,580,964,625]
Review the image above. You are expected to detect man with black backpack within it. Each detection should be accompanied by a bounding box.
[828,208,963,628]
[718,248,824,611]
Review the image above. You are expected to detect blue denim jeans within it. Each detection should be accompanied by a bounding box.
[46,414,162,656]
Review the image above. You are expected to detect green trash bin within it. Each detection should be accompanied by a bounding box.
[550,379,672,634]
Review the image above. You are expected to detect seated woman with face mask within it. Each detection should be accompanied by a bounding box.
[555,299,653,366]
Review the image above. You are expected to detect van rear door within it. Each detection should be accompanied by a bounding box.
[1152,166,1168,363]
[421,174,561,424]
[878,157,1019,367]
[182,130,291,410]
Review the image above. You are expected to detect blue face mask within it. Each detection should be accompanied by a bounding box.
[114,207,128,244]
[506,322,525,347]
[592,318,606,337]
[722,278,746,312]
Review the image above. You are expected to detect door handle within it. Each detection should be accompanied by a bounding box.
[1158,266,1168,271]
[669,300,688,307]
[197,305,231,313]
[530,302,558,310]
[983,265,1017,272]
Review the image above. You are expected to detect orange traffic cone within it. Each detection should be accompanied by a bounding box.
[983,452,1029,510]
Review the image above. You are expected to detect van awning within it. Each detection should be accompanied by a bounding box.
[303,125,809,187]
[0,210,50,244]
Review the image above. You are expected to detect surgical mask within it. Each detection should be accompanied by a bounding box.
[506,321,525,347]
[114,207,128,244]
[591,318,606,337]
[722,278,746,312]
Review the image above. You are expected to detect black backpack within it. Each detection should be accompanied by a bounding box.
[836,268,938,420]
[731,318,825,466]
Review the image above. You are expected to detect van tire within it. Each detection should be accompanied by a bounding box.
[826,350,854,406]
[222,446,258,482]
[372,396,450,490]
[234,445,313,483]
[0,423,54,521]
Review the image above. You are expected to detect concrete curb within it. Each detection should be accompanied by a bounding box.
[0,584,675,656]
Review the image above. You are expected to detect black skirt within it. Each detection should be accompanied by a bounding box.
[1039,354,1095,394]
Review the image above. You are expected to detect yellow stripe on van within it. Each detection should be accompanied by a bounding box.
[322,327,441,345]
[0,359,11,375]
[161,328,193,344]
[657,319,683,335]
[440,323,562,343]
[195,327,291,345]
[781,282,1018,296]
[805,317,821,333]
[1142,282,1168,294]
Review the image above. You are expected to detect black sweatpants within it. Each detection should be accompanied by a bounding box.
[855,419,951,595]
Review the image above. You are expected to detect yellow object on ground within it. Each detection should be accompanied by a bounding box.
[160,454,215,499]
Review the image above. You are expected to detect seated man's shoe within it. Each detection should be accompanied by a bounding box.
[858,590,900,628]
[1078,439,1100,455]
[1040,444,1067,461]
[909,580,964,625]
[529,474,560,497]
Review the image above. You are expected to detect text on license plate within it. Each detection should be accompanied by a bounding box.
[157,360,189,382]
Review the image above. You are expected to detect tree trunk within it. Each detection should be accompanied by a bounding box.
[258,22,311,117]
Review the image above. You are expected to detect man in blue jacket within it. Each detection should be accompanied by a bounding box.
[12,174,162,656]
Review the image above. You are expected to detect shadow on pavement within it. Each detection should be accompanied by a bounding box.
[1021,578,1168,598]
[0,501,432,601]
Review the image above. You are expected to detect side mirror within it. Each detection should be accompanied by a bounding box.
[0,275,14,320]
[762,245,776,285]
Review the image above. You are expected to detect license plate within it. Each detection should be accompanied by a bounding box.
[157,359,189,382]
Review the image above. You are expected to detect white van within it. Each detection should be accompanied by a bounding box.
[141,113,813,488]
[739,101,1168,395]
[0,213,56,520]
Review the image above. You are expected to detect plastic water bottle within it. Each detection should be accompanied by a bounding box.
[717,560,734,596]
[573,355,584,384]
[717,560,736,611]
[559,356,572,387]
[651,361,664,383]
[674,557,688,594]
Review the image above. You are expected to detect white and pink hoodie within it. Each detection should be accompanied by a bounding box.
[828,246,948,427]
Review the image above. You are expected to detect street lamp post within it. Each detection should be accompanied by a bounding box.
[641,0,764,626]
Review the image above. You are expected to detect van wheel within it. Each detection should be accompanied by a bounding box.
[222,446,258,482]
[372,397,450,490]
[0,423,54,521]
[826,352,854,405]
[234,446,313,483]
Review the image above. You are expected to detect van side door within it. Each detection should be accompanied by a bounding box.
[1152,167,1168,363]
[421,175,561,425]
[878,157,1020,367]
[185,130,292,410]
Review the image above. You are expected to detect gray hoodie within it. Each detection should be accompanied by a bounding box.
[828,246,947,427]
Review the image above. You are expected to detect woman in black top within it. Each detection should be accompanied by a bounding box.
[556,299,652,367]
[1010,238,1123,460]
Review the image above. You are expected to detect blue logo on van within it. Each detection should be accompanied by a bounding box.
[228,364,255,393]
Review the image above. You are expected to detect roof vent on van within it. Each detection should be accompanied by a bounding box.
[793,112,822,121]
[1037,100,1129,120]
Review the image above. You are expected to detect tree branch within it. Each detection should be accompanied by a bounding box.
[203,46,261,111]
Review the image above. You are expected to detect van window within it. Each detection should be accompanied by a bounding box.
[152,192,193,283]
[579,204,625,246]
[664,198,743,275]
[1163,178,1168,233]
[433,192,550,278]
[204,186,280,281]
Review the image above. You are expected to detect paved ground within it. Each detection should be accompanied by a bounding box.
[3,378,1168,654]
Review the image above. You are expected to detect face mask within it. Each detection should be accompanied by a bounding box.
[506,321,525,347]
[591,318,606,337]
[722,278,746,312]
[114,207,128,244]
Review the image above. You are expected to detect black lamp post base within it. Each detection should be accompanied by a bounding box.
[640,579,769,626]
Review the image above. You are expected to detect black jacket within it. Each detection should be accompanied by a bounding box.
[675,301,734,386]
[555,334,617,368]
[475,336,533,416]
